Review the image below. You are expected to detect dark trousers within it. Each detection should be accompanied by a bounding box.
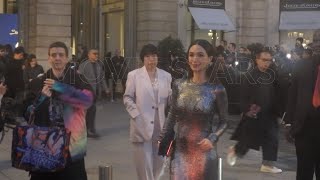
[112,79,126,99]
[30,158,87,180]
[295,133,320,180]
[235,120,279,162]
[86,103,96,133]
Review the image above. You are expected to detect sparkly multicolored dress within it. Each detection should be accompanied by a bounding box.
[161,79,228,180]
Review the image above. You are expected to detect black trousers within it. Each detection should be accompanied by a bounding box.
[30,158,87,180]
[86,103,96,133]
[235,120,279,162]
[295,133,320,180]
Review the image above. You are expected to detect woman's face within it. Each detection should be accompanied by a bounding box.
[30,58,37,67]
[188,45,212,73]
[143,53,158,71]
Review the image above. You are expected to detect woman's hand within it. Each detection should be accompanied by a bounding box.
[246,104,261,118]
[198,138,214,152]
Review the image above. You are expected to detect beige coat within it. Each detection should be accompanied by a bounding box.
[123,66,172,142]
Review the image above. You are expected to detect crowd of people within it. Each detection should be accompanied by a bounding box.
[0,29,319,180]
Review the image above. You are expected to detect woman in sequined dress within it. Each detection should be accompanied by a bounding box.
[159,39,228,180]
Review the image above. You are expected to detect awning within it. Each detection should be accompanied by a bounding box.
[279,11,320,30]
[188,7,236,31]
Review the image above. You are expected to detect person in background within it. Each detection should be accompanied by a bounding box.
[6,47,26,118]
[23,54,44,89]
[228,48,282,173]
[302,49,313,61]
[284,29,320,180]
[295,37,304,56]
[226,43,237,65]
[111,49,127,100]
[103,52,113,101]
[220,40,229,54]
[78,48,109,138]
[123,44,172,180]
[26,41,94,180]
[0,45,8,78]
[159,39,228,179]
[0,82,7,132]
[77,44,88,64]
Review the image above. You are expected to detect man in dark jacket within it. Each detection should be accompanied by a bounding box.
[6,47,25,99]
[284,30,320,180]
[110,49,127,99]
[78,48,109,138]
[228,48,282,173]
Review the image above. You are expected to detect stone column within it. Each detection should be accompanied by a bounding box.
[25,0,71,70]
[265,0,280,46]
[125,0,138,69]
[238,0,266,46]
[225,0,238,45]
[136,0,177,52]
[0,0,4,13]
[177,0,189,49]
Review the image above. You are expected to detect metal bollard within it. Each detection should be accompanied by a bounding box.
[99,165,113,180]
[218,158,223,180]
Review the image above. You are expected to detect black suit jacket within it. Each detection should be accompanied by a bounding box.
[285,57,319,136]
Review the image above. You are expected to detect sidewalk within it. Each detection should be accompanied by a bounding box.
[0,101,297,180]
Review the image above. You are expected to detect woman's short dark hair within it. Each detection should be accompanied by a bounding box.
[140,44,158,62]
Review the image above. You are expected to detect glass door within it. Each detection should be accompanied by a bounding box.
[103,11,124,56]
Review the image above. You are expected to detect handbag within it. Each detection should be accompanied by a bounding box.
[11,97,71,172]
[230,114,261,150]
[158,129,175,158]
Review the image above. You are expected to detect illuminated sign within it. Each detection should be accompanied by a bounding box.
[188,0,225,9]
[280,0,320,11]
[0,14,18,48]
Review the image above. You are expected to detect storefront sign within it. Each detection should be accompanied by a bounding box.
[0,14,18,48]
[188,0,235,30]
[188,8,235,30]
[279,11,320,30]
[280,0,320,11]
[279,0,320,30]
[188,0,225,9]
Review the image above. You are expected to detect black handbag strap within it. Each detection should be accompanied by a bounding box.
[27,95,62,127]
[27,94,47,125]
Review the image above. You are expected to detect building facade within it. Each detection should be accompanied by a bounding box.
[0,0,317,69]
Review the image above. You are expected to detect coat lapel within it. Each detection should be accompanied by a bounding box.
[140,66,155,100]
[156,68,164,104]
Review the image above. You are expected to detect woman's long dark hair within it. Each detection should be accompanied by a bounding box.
[186,39,219,84]
[25,54,37,69]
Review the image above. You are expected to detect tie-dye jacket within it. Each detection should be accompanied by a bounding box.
[26,67,94,161]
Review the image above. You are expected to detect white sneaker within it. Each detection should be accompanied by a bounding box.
[260,165,282,173]
[227,146,237,166]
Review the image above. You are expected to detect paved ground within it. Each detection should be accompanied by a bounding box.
[0,101,300,180]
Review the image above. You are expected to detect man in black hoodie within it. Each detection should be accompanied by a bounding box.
[6,47,26,116]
